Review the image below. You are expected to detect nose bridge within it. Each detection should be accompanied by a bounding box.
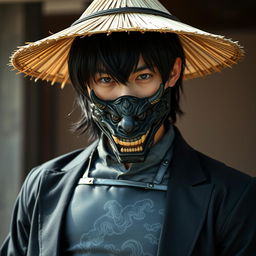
[118,83,135,97]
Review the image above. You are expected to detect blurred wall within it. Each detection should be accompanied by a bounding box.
[178,31,256,176]
[0,4,25,245]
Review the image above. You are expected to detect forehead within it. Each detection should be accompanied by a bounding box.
[95,56,154,75]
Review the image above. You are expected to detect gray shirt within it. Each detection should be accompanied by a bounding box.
[63,126,175,255]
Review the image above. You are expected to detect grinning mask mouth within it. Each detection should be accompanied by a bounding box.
[90,84,171,163]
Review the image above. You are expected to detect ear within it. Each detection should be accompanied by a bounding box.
[165,57,182,88]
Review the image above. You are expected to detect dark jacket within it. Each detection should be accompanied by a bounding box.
[1,130,256,256]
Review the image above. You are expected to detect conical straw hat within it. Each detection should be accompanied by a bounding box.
[10,0,244,88]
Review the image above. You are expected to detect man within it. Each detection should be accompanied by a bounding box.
[1,0,256,255]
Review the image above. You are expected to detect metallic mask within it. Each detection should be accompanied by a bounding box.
[90,84,171,163]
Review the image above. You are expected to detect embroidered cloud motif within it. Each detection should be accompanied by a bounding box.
[81,199,154,246]
[71,198,164,255]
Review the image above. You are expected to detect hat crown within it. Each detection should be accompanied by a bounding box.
[80,0,170,18]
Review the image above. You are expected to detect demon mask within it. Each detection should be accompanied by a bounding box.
[90,84,171,163]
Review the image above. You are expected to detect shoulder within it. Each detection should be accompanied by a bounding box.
[25,148,84,186]
[194,151,255,206]
[195,150,256,222]
[196,150,253,186]
[37,147,85,171]
[34,140,98,173]
[173,127,255,222]
[23,140,99,196]
[194,149,254,202]
[173,127,253,187]
[197,152,256,246]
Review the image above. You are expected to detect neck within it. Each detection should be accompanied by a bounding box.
[153,124,165,144]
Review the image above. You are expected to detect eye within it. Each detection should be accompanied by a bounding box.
[99,76,114,83]
[136,73,152,80]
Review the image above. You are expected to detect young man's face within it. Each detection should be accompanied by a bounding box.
[87,56,182,163]
[88,56,163,100]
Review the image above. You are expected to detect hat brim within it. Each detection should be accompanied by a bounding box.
[11,13,244,87]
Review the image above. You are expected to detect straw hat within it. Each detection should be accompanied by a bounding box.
[10,0,244,88]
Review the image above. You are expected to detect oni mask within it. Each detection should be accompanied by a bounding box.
[90,84,171,163]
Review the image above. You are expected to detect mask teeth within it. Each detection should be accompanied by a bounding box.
[112,130,150,146]
[119,140,140,146]
[121,146,143,153]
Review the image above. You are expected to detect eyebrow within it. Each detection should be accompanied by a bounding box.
[95,65,154,75]
[133,64,152,73]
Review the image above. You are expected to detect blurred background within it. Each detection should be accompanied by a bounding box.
[0,0,255,244]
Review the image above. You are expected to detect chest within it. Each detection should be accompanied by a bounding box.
[63,182,167,255]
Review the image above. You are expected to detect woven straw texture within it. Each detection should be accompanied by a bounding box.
[10,0,244,88]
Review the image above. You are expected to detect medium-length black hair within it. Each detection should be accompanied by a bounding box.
[68,32,186,139]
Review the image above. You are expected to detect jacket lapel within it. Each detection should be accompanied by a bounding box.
[39,141,98,256]
[158,129,214,255]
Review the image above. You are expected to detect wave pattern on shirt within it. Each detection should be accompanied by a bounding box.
[70,198,163,255]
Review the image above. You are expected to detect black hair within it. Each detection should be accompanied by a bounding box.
[68,32,185,139]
